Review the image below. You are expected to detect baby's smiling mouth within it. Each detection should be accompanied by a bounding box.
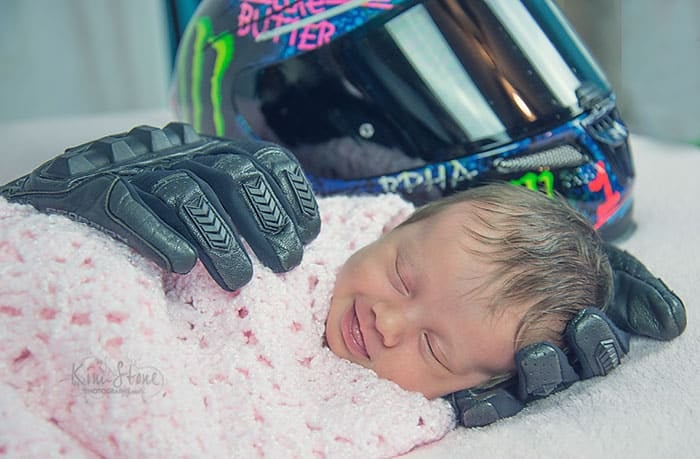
[343,301,369,360]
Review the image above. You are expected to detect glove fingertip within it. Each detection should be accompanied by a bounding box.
[651,278,687,340]
[466,395,524,428]
[516,342,579,402]
[565,307,629,379]
[460,402,502,428]
[448,387,524,428]
[205,258,253,292]
[605,244,687,341]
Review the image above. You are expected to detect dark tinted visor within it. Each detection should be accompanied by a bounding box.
[234,0,610,179]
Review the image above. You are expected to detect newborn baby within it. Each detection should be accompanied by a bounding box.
[325,182,612,399]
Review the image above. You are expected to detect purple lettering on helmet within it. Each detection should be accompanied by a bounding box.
[294,21,336,50]
[237,0,398,53]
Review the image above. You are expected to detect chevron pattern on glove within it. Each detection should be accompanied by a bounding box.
[285,166,317,218]
[244,176,286,234]
[185,195,232,250]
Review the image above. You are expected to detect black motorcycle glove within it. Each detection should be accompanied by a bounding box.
[447,246,686,428]
[0,122,321,291]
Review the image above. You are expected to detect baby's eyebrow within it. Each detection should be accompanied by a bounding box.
[399,237,420,283]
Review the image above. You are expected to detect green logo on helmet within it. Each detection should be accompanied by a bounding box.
[510,170,555,198]
[178,16,234,136]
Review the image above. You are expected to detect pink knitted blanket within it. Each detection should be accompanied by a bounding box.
[0,194,454,458]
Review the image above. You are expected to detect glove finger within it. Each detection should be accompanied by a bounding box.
[181,154,304,272]
[105,176,199,274]
[13,174,200,275]
[515,342,580,403]
[446,385,524,428]
[605,243,687,340]
[129,169,253,291]
[565,307,629,379]
[240,142,320,244]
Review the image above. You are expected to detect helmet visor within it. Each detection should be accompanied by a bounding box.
[234,0,610,179]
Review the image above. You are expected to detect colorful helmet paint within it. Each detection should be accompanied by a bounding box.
[172,0,635,239]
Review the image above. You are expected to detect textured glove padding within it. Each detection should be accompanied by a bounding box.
[604,243,686,340]
[0,123,321,291]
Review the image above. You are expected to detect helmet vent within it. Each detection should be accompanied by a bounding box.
[584,109,629,147]
[493,145,587,174]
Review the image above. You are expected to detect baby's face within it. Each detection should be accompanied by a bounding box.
[325,203,524,399]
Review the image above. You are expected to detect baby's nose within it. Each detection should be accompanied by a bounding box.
[373,301,410,348]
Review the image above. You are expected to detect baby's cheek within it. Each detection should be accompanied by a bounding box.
[338,246,376,281]
[332,261,357,292]
[372,356,425,394]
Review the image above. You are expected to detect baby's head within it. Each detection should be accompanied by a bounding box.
[324,182,612,399]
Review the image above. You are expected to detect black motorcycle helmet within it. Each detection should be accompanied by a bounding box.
[171,0,634,239]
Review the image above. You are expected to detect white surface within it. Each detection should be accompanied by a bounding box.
[0,112,698,457]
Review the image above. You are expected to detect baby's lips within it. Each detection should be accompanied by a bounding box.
[350,303,369,358]
[341,301,369,360]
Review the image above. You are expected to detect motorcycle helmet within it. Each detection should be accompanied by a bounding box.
[171,0,635,240]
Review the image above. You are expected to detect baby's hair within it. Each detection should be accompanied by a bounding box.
[400,182,613,355]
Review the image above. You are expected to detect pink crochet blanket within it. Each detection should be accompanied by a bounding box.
[0,194,454,458]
